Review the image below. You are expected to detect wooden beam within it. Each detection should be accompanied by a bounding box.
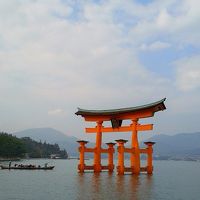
[83,109,154,122]
[85,127,97,133]
[84,116,111,122]
[140,167,147,172]
[140,149,148,154]
[85,124,153,133]
[85,148,95,153]
[101,165,109,170]
[84,165,94,170]
[86,125,132,133]
[124,167,133,172]
[101,148,109,153]
[102,126,132,132]
[124,148,134,153]
[136,124,153,131]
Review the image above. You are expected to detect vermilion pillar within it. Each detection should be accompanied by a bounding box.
[131,119,140,174]
[94,121,103,173]
[116,139,127,175]
[144,142,155,174]
[77,140,88,173]
[106,142,116,172]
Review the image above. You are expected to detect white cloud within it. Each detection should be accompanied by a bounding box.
[156,9,172,29]
[175,55,200,91]
[48,109,64,116]
[127,0,200,46]
[140,41,171,51]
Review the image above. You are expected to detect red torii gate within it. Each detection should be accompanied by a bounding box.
[76,98,166,174]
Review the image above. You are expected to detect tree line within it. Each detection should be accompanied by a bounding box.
[0,132,68,159]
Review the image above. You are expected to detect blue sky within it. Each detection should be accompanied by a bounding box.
[0,0,200,142]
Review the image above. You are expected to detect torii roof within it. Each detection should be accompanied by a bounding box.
[75,98,166,117]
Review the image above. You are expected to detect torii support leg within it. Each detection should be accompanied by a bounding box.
[131,119,140,174]
[106,142,116,172]
[144,142,155,174]
[116,139,127,175]
[94,121,103,173]
[77,140,88,173]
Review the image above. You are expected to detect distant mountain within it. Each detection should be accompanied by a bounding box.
[143,132,200,158]
[13,128,200,159]
[13,128,80,156]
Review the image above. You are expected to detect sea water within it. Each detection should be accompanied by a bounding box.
[0,159,200,200]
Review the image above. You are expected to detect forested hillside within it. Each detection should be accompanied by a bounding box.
[0,132,68,159]
[0,132,26,158]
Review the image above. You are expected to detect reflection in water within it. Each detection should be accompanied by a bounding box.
[76,172,153,200]
[91,173,101,194]
[116,175,126,196]
[127,174,153,200]
[76,173,86,200]
[128,175,140,200]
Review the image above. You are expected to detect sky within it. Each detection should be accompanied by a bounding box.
[0,0,200,142]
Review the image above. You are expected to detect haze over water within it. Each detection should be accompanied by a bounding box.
[0,159,200,200]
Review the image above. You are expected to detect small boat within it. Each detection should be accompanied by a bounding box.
[0,165,54,170]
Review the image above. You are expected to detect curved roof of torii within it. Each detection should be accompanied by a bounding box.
[75,98,166,117]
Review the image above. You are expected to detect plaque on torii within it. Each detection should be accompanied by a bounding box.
[76,98,166,174]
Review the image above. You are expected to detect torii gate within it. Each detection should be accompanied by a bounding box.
[76,98,166,174]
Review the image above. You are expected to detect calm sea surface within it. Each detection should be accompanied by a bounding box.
[0,159,200,200]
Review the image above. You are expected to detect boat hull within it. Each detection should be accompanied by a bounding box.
[0,166,54,170]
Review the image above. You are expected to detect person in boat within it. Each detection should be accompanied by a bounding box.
[44,163,48,167]
[9,161,11,169]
